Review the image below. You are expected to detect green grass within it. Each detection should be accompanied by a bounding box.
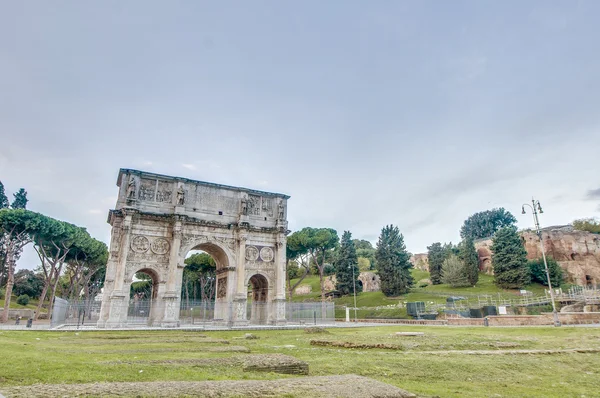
[0,326,599,397]
[291,270,569,319]
[0,297,43,311]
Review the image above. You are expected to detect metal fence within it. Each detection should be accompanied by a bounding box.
[51,298,335,328]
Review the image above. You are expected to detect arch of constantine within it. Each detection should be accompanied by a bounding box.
[97,169,289,328]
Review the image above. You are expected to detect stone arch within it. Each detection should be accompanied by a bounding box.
[126,266,162,325]
[179,237,236,270]
[248,273,270,324]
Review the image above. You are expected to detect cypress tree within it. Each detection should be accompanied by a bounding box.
[491,227,530,289]
[375,225,413,296]
[335,231,362,295]
[0,182,8,209]
[459,236,479,286]
[427,242,445,285]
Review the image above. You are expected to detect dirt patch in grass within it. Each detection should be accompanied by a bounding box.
[0,375,415,398]
[310,340,403,350]
[55,345,250,354]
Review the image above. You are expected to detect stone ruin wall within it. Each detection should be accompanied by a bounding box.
[295,272,381,295]
[410,226,600,286]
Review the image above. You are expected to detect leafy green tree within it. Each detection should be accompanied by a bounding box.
[13,269,45,299]
[0,182,8,209]
[375,225,413,296]
[335,231,362,296]
[0,209,42,322]
[285,230,312,300]
[299,227,339,304]
[528,258,563,287]
[460,208,517,240]
[441,255,470,287]
[354,239,376,270]
[491,227,531,289]
[427,242,445,285]
[11,189,28,210]
[459,237,479,286]
[184,252,216,301]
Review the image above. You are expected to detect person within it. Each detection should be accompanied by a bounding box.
[15,315,21,325]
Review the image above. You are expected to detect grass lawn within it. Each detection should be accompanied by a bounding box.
[0,297,43,311]
[291,270,569,319]
[0,326,599,397]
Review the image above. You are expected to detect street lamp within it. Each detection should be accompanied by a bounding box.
[522,198,561,327]
[350,265,357,322]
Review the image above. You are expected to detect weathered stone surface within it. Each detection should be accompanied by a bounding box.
[410,253,429,271]
[0,375,416,398]
[323,272,381,292]
[294,284,312,295]
[241,354,309,375]
[474,226,600,285]
[310,340,403,350]
[98,169,290,328]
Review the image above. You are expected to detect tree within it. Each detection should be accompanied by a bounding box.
[491,227,531,289]
[0,182,8,209]
[459,237,479,286]
[11,189,28,210]
[285,230,311,301]
[335,231,362,296]
[441,255,470,287]
[375,225,413,296]
[184,253,216,301]
[460,208,517,240]
[13,269,45,299]
[300,228,339,305]
[354,239,376,270]
[427,242,445,285]
[528,258,563,287]
[0,209,42,322]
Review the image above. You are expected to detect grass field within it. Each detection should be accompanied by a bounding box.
[291,270,570,320]
[0,326,599,397]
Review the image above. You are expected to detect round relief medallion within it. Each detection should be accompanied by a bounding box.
[130,236,150,253]
[245,245,259,261]
[260,247,274,262]
[151,238,170,255]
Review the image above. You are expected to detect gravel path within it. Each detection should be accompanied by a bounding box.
[0,375,416,398]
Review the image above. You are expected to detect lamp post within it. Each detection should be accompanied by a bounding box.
[522,198,561,327]
[350,265,357,322]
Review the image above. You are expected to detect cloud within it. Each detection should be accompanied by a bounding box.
[181,164,197,171]
[587,188,600,200]
[88,209,103,214]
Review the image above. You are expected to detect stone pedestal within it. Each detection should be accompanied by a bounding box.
[160,294,180,328]
[232,298,249,326]
[273,298,287,325]
[103,293,128,328]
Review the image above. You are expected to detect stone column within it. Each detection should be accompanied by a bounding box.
[233,232,248,325]
[161,219,182,327]
[272,233,287,325]
[105,212,133,328]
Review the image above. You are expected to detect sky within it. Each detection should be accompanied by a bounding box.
[1,1,599,269]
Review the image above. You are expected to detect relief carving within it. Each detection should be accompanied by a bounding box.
[177,186,186,205]
[245,245,259,261]
[247,195,261,216]
[138,179,156,201]
[131,236,150,253]
[151,238,170,255]
[217,277,228,299]
[126,176,137,200]
[156,181,173,203]
[260,247,274,262]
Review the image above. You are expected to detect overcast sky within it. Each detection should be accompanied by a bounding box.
[1,1,599,269]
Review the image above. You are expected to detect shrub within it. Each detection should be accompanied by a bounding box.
[528,258,563,287]
[323,263,336,276]
[441,255,470,288]
[573,218,600,234]
[16,294,30,306]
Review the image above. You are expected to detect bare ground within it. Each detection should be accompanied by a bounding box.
[0,375,416,398]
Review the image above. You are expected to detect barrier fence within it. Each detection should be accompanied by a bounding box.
[51,298,335,328]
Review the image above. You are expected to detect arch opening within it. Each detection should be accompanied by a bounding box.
[248,274,269,324]
[128,268,159,325]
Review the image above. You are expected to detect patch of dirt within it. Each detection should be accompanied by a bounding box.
[304,327,329,334]
[0,375,416,398]
[310,340,403,350]
[241,354,309,375]
[55,346,250,354]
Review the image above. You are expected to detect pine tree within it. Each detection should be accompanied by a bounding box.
[0,181,8,209]
[375,225,413,296]
[491,227,531,289]
[441,255,470,287]
[427,242,445,285]
[11,188,28,209]
[335,231,362,296]
[459,236,479,286]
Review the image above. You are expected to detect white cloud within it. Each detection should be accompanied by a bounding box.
[182,164,197,171]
